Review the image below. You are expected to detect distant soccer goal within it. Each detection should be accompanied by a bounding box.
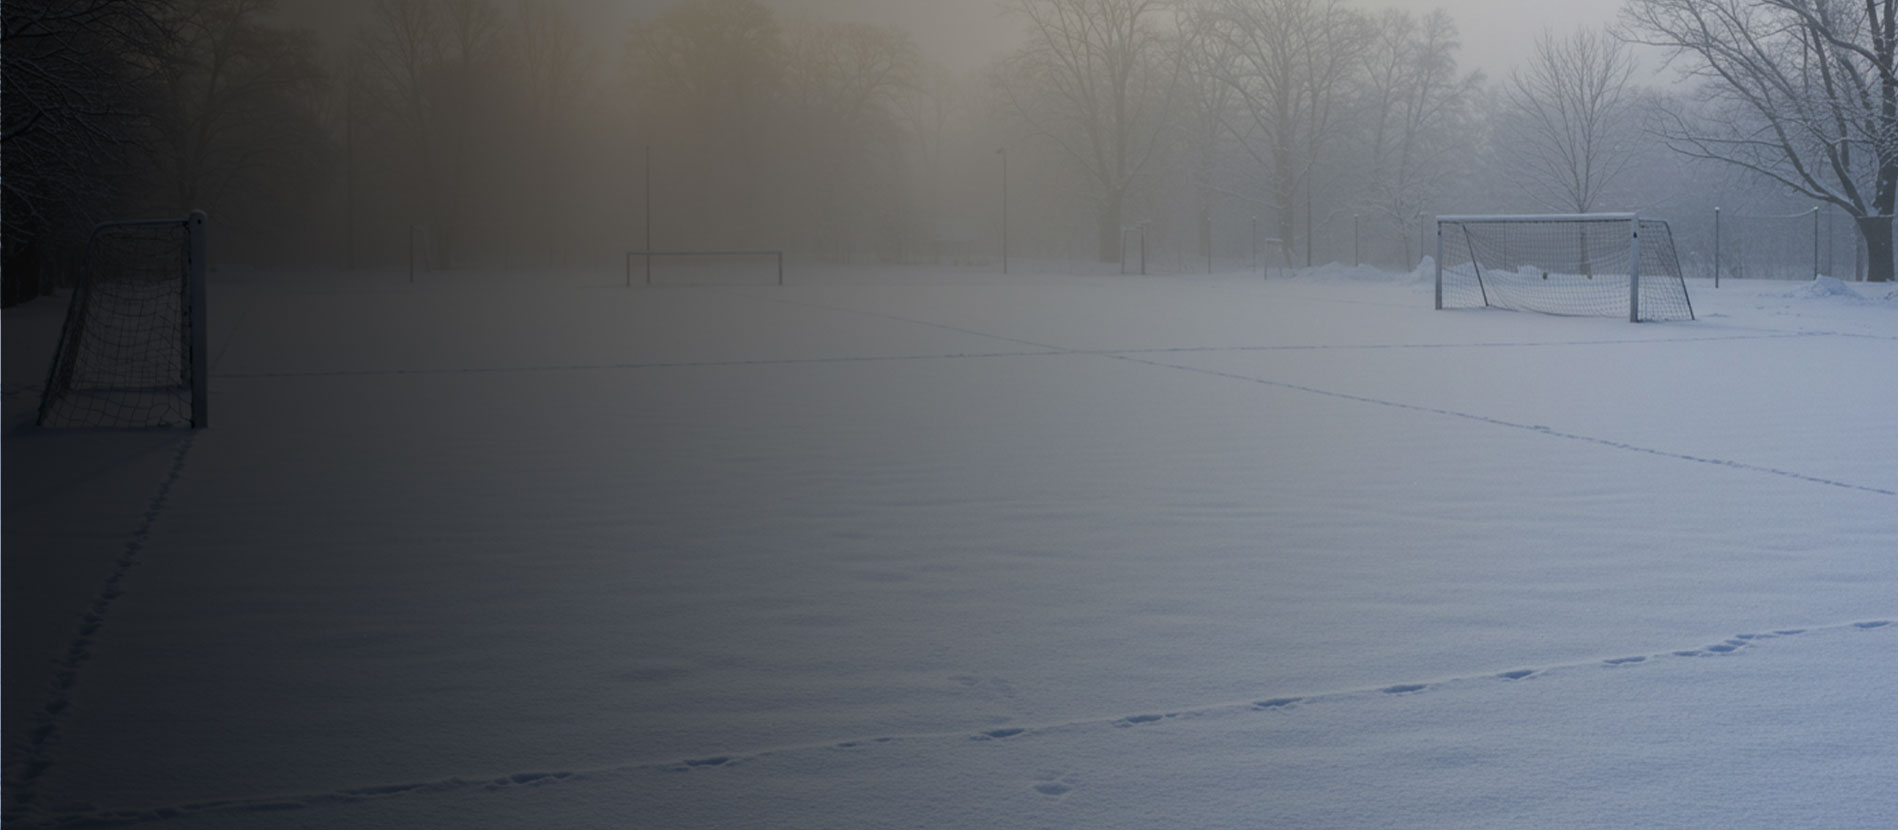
[1436,214,1693,322]
[626,250,785,287]
[39,212,209,428]
[1259,237,1294,280]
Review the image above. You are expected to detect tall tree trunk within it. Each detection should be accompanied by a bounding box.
[1859,215,1893,282]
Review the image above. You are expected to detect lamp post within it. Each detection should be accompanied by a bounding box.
[645,143,653,269]
[997,147,1009,275]
[1140,220,1150,276]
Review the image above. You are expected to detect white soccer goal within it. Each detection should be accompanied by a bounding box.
[39,212,209,429]
[1436,214,1694,322]
[1259,237,1293,280]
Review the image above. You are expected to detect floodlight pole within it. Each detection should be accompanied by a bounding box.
[1353,213,1360,267]
[344,48,355,271]
[1140,221,1149,276]
[1713,206,1721,288]
[1812,205,1821,279]
[998,147,1009,275]
[1304,179,1313,268]
[645,144,653,286]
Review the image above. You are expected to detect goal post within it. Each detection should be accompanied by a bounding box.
[39,211,209,429]
[625,250,785,287]
[1435,213,1693,322]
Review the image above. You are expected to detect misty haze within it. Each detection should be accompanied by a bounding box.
[4,1,1895,828]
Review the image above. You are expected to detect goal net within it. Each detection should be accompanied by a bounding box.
[38,212,208,429]
[1436,214,1693,322]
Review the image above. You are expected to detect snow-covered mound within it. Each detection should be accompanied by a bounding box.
[1787,275,1867,302]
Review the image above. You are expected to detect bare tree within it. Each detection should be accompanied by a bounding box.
[1356,8,1482,262]
[624,0,785,247]
[895,64,964,261]
[783,20,919,259]
[1177,0,1243,263]
[1500,27,1639,213]
[2,0,172,300]
[1623,0,1898,282]
[996,0,1182,263]
[512,0,595,264]
[1209,0,1366,264]
[143,0,330,214]
[357,0,504,268]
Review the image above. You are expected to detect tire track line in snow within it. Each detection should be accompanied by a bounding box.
[211,349,1071,380]
[21,620,1892,829]
[1099,331,1817,354]
[203,329,1817,382]
[1110,353,1898,498]
[762,293,1825,354]
[4,433,201,823]
[759,297,1894,497]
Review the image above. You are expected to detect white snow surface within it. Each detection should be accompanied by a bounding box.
[4,263,1894,829]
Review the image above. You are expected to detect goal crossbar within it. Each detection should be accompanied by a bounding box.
[1435,213,1638,224]
[625,250,785,287]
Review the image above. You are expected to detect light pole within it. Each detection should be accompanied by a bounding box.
[997,147,1009,275]
[1353,213,1360,267]
[1812,205,1821,279]
[1140,220,1150,276]
[344,47,354,270]
[645,143,653,281]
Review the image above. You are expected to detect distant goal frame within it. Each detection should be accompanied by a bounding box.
[1435,213,1694,323]
[625,250,785,287]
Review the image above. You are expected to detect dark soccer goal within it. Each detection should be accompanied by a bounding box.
[39,212,209,429]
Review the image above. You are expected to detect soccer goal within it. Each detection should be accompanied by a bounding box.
[38,212,209,429]
[1436,214,1693,322]
[626,250,785,287]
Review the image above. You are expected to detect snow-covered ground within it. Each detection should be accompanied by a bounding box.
[4,262,1894,829]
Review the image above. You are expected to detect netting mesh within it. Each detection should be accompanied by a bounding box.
[38,219,201,428]
[1439,217,1694,322]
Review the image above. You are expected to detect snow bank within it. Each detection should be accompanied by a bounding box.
[1789,276,1868,301]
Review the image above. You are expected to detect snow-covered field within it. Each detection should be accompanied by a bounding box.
[4,262,1895,829]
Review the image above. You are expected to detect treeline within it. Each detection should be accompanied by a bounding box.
[5,0,1808,302]
[3,0,981,299]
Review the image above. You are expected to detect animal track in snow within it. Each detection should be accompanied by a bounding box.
[26,620,1891,828]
